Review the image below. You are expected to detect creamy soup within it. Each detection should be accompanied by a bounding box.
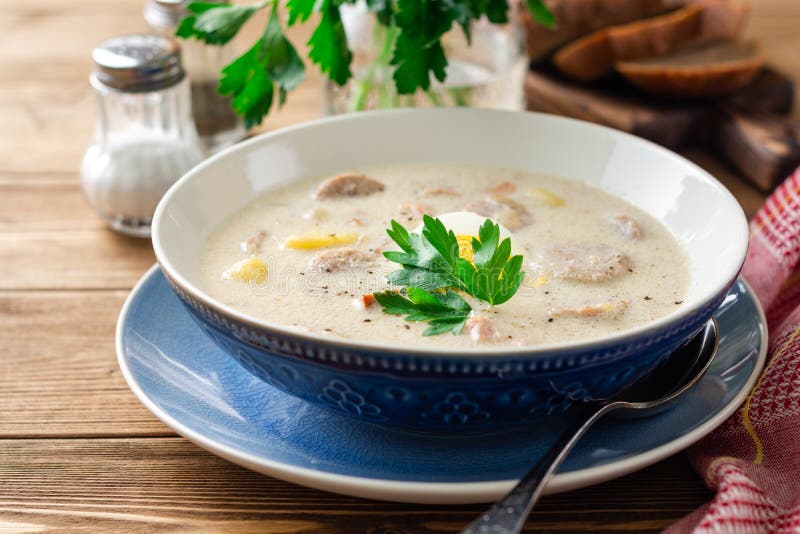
[202,163,689,349]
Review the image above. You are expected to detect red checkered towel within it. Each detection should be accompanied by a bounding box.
[667,169,800,533]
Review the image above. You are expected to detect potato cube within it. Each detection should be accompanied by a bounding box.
[222,257,268,284]
[529,187,565,207]
[284,232,359,250]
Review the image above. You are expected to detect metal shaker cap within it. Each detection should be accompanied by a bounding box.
[143,0,228,30]
[91,34,184,92]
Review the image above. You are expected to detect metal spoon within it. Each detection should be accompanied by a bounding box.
[461,318,720,534]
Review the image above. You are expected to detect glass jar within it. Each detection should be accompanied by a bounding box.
[81,34,205,238]
[145,0,246,153]
[325,3,528,114]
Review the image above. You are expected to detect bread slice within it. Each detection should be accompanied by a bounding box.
[553,5,702,81]
[553,1,749,81]
[616,40,764,98]
[523,0,686,62]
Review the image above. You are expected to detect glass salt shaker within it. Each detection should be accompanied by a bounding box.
[81,34,205,238]
[144,0,247,153]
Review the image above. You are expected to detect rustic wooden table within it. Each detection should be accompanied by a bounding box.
[1,1,797,532]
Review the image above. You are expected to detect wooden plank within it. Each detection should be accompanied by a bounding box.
[0,439,710,532]
[0,230,154,290]
[0,175,104,232]
[0,4,311,84]
[715,109,800,192]
[0,13,143,82]
[525,69,705,149]
[0,82,93,173]
[0,176,154,290]
[746,0,800,107]
[525,66,799,194]
[0,291,170,437]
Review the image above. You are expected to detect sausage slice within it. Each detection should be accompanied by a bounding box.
[550,299,630,318]
[315,173,385,199]
[241,230,267,255]
[464,314,500,343]
[610,215,643,240]
[465,196,532,230]
[308,247,375,273]
[534,243,631,282]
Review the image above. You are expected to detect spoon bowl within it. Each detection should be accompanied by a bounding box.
[613,317,719,417]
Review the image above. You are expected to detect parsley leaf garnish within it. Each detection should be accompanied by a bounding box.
[377,215,525,335]
[458,218,525,305]
[383,218,460,291]
[374,287,471,336]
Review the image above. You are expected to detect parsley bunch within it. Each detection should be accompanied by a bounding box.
[176,0,555,127]
[374,215,525,336]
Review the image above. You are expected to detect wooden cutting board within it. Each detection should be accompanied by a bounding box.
[525,66,799,191]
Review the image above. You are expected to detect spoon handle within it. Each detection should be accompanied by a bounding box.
[461,403,613,534]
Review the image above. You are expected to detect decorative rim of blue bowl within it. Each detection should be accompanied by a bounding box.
[164,266,732,375]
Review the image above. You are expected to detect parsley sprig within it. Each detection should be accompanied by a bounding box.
[175,0,555,126]
[374,287,472,336]
[374,215,525,336]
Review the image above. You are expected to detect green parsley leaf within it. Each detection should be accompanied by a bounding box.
[420,214,461,269]
[216,5,306,127]
[485,0,509,23]
[524,0,557,28]
[457,219,525,305]
[392,35,445,92]
[218,41,274,128]
[383,219,460,291]
[374,287,471,336]
[262,7,306,93]
[367,0,394,26]
[441,0,473,40]
[177,2,265,45]
[390,0,453,93]
[307,1,353,86]
[286,0,315,26]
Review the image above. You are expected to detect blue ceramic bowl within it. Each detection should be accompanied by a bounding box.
[152,109,748,432]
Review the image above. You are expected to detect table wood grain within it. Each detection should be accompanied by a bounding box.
[1,1,796,531]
